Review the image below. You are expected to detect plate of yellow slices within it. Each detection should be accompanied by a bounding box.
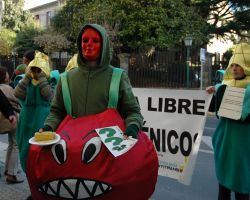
[29,131,60,146]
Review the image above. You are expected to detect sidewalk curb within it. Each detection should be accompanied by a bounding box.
[0,141,30,200]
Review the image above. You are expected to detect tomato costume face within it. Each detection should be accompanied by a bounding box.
[81,28,101,61]
[26,109,158,200]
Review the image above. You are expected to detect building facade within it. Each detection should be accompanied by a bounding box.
[24,0,66,29]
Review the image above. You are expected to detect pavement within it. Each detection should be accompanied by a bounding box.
[0,140,30,200]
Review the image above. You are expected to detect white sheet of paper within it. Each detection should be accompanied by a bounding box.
[95,126,138,157]
[218,86,245,120]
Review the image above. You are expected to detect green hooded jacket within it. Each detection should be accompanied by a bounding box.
[45,24,143,130]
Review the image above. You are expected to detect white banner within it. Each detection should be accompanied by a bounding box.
[133,88,213,185]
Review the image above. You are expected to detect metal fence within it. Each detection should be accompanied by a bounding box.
[1,48,221,89]
[51,57,70,73]
[0,56,69,75]
[128,48,202,88]
[0,57,21,77]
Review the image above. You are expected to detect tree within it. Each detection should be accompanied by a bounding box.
[52,0,206,51]
[14,22,42,57]
[189,0,250,40]
[114,0,206,49]
[0,28,16,57]
[2,0,31,31]
[2,0,41,56]
[52,0,250,51]
[33,31,71,56]
[51,0,86,44]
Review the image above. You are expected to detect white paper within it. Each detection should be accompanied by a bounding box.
[218,86,245,120]
[95,126,138,157]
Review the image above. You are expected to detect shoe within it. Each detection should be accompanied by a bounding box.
[6,175,24,184]
[26,195,32,200]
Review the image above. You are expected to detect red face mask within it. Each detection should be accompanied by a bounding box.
[81,28,101,61]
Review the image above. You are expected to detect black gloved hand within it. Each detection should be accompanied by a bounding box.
[124,124,139,139]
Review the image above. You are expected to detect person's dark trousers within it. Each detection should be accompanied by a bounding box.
[218,184,231,200]
[26,195,32,200]
[218,184,249,200]
[235,192,249,200]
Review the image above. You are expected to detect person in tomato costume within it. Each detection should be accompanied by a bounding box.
[26,24,158,200]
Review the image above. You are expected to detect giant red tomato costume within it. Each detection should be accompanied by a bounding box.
[26,108,158,200]
[26,26,158,199]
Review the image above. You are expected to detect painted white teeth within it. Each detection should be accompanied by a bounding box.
[101,183,108,191]
[93,184,103,196]
[84,180,95,189]
[77,181,91,198]
[47,186,56,196]
[39,179,111,199]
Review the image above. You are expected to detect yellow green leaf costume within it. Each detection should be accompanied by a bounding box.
[14,51,59,171]
[211,43,250,193]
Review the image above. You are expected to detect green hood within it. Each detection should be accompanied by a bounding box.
[76,24,111,70]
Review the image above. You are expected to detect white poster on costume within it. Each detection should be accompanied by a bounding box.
[133,88,213,185]
[218,86,245,120]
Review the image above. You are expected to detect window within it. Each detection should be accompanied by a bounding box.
[46,11,54,28]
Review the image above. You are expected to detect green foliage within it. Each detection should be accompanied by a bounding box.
[2,0,31,31]
[51,0,86,43]
[14,23,42,57]
[33,31,71,55]
[0,28,16,57]
[115,0,207,49]
[191,0,250,39]
[52,0,250,51]
[52,0,206,50]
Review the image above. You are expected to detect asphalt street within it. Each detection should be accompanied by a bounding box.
[150,114,219,200]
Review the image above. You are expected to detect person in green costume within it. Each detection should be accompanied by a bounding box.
[206,43,250,200]
[14,51,58,172]
[41,24,143,139]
